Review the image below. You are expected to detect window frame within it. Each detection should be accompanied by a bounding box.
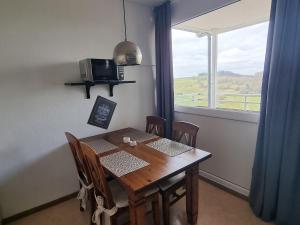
[173,22,268,121]
[174,105,259,123]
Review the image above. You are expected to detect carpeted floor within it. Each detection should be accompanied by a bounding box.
[7,180,273,225]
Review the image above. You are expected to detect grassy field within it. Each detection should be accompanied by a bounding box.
[174,74,262,112]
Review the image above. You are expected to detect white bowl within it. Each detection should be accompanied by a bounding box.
[123,136,131,143]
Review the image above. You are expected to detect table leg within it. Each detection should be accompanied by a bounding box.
[186,164,199,225]
[128,192,147,225]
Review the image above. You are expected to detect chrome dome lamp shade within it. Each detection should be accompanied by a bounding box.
[113,41,142,66]
[113,0,142,66]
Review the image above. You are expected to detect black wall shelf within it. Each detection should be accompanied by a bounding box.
[64,80,136,99]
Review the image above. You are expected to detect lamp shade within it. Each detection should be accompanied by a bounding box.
[113,41,142,66]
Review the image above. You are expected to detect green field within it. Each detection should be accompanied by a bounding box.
[174,74,262,112]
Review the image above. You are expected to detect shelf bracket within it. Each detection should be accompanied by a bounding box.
[84,81,95,99]
[64,80,136,99]
[85,83,91,99]
[109,84,117,97]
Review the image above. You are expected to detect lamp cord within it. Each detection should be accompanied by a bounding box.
[122,0,127,41]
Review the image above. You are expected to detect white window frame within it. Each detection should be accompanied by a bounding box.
[173,24,266,123]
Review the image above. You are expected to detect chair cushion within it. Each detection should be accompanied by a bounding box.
[109,180,129,208]
[109,180,159,208]
[144,186,160,197]
[158,172,185,191]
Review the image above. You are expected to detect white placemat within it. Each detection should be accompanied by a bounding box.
[146,138,193,157]
[100,151,149,177]
[123,130,157,143]
[87,139,118,154]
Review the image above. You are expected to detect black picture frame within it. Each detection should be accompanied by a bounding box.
[87,96,117,129]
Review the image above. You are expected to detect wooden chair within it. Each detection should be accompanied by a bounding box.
[80,142,160,225]
[146,116,166,137]
[158,121,199,225]
[65,132,95,224]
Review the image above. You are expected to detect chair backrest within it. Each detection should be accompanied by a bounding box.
[80,142,115,209]
[172,121,199,147]
[65,132,89,180]
[146,116,166,137]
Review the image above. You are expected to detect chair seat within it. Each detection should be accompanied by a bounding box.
[158,172,185,191]
[109,180,159,208]
[109,180,129,208]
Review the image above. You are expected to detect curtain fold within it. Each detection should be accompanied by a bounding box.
[154,1,174,138]
[250,0,300,224]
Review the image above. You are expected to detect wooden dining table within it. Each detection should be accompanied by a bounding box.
[80,127,212,225]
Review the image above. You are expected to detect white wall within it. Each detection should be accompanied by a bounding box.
[0,0,155,219]
[175,110,258,196]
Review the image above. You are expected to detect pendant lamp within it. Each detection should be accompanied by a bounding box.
[113,0,142,66]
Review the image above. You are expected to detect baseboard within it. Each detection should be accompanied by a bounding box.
[2,192,78,225]
[199,170,249,199]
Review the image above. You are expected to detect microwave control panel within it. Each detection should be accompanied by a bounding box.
[117,66,124,80]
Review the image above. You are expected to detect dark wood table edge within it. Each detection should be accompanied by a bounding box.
[129,152,212,193]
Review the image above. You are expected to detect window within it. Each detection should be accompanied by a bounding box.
[216,23,268,111]
[172,29,209,107]
[172,22,269,112]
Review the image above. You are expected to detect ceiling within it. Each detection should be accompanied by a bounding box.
[128,0,167,6]
[175,0,271,33]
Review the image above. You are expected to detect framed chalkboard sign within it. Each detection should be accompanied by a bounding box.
[88,96,117,129]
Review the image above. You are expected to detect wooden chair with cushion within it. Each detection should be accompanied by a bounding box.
[80,142,160,225]
[146,116,166,137]
[158,121,199,225]
[65,132,92,211]
[65,132,95,224]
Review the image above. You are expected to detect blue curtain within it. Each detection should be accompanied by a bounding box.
[250,0,300,224]
[154,1,174,138]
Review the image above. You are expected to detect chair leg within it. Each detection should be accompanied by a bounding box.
[162,193,170,225]
[152,194,160,225]
[100,213,104,225]
[90,192,96,225]
[110,215,118,225]
[79,182,84,211]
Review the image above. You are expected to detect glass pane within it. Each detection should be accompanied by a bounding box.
[216,22,268,112]
[172,29,209,107]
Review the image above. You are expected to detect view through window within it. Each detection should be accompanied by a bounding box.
[173,30,209,107]
[172,22,269,112]
[216,22,268,111]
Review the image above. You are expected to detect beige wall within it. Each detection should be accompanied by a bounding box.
[175,110,258,196]
[0,0,155,218]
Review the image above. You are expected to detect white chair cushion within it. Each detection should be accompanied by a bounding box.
[109,180,159,208]
[144,185,160,197]
[109,180,129,208]
[158,172,185,191]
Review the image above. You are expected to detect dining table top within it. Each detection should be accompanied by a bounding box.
[80,127,212,193]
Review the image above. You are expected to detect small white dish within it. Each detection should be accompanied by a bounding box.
[123,136,131,143]
[129,140,137,146]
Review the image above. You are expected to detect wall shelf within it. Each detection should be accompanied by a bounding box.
[64,80,136,99]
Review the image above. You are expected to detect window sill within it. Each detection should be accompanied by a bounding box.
[174,105,259,124]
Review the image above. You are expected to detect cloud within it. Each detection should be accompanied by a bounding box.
[172,22,269,77]
[172,29,208,77]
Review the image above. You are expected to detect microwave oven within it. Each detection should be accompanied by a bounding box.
[79,58,124,81]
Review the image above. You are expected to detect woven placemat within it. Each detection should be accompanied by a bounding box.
[122,130,157,143]
[100,151,149,177]
[146,138,193,157]
[87,139,118,154]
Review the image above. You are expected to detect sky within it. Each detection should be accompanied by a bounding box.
[172,22,269,77]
